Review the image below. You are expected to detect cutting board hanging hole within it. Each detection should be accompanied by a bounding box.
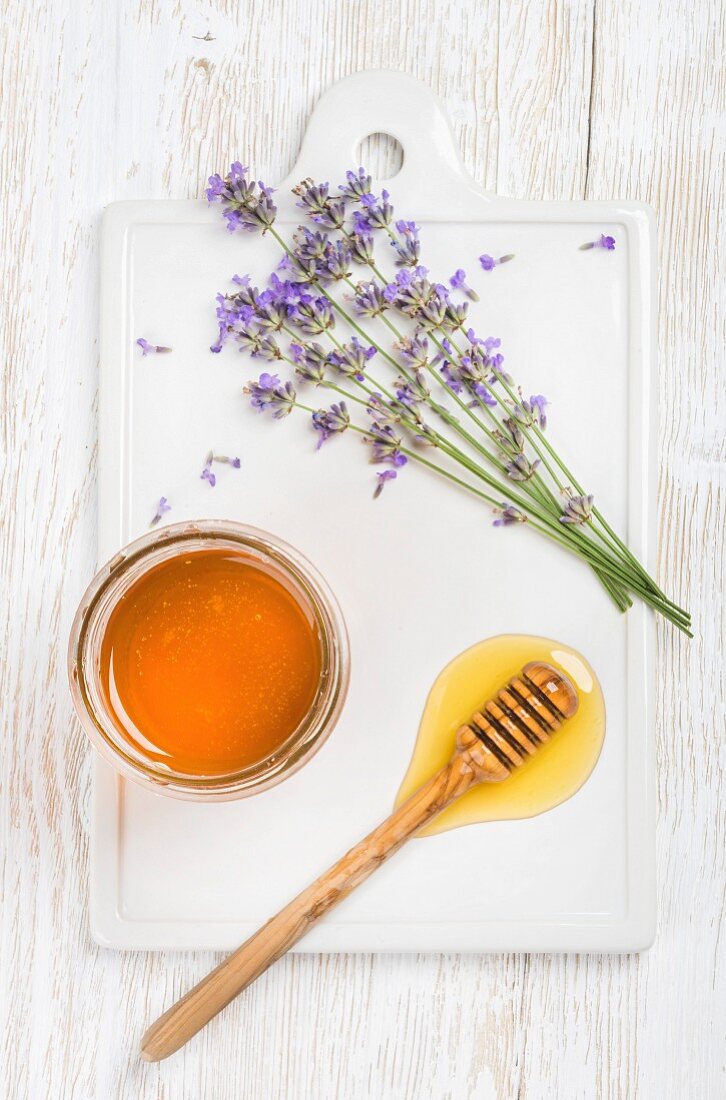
[355,132,404,180]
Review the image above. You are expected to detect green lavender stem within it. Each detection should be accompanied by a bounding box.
[249,215,689,629]
[287,399,688,630]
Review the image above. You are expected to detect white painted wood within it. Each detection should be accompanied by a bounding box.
[1,0,723,1097]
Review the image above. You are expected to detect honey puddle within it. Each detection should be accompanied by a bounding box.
[395,634,605,836]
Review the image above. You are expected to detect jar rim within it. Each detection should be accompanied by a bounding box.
[68,520,350,801]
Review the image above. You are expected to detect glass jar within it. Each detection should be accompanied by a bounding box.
[68,520,350,801]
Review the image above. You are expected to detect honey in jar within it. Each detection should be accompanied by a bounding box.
[99,548,322,777]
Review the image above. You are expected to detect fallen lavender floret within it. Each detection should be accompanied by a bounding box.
[579,234,616,251]
[200,450,242,487]
[449,268,480,301]
[479,253,515,271]
[373,469,397,498]
[150,496,171,525]
[137,338,171,356]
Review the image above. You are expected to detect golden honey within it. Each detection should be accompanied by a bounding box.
[396,634,605,835]
[99,548,322,777]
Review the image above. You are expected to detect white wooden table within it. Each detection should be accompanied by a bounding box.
[2,1,723,1097]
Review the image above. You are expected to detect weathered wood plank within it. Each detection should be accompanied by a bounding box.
[1,0,722,1097]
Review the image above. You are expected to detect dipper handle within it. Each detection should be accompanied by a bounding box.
[140,662,577,1061]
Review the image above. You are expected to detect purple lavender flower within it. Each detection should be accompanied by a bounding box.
[501,416,525,451]
[395,370,430,410]
[211,283,259,352]
[293,178,347,228]
[465,331,502,355]
[391,220,421,267]
[449,269,480,302]
[200,451,242,485]
[278,250,319,284]
[511,393,549,432]
[440,361,464,394]
[349,227,375,265]
[293,226,329,261]
[442,300,469,330]
[290,341,328,384]
[265,275,309,311]
[254,296,288,333]
[206,162,277,233]
[353,281,389,318]
[479,253,515,271]
[373,469,398,498]
[529,394,549,430]
[316,239,352,283]
[395,333,430,370]
[244,372,296,418]
[200,452,217,487]
[315,201,348,231]
[339,167,373,201]
[470,381,497,408]
[389,273,432,319]
[289,296,335,336]
[487,351,512,385]
[137,338,172,356]
[365,424,408,468]
[293,177,331,215]
[311,401,350,448]
[505,453,540,481]
[493,503,527,527]
[359,189,394,230]
[150,496,171,525]
[327,337,377,382]
[560,492,594,524]
[417,286,449,330]
[366,393,402,427]
[254,334,283,361]
[580,234,616,251]
[458,355,497,407]
[351,210,373,235]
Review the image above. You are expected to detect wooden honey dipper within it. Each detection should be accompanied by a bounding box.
[141,661,578,1061]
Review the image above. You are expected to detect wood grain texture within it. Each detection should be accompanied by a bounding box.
[1,0,723,1097]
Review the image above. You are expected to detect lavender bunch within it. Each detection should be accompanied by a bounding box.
[207,163,691,633]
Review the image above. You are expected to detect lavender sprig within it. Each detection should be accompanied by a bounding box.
[206,162,691,633]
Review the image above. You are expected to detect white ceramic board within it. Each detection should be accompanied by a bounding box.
[95,70,656,952]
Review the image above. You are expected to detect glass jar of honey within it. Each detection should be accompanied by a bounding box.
[68,521,349,800]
